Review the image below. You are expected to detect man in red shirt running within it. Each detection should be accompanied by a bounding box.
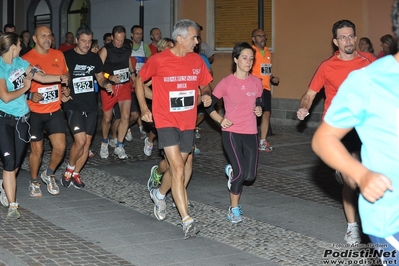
[136,19,212,239]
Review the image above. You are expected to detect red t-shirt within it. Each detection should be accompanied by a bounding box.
[22,48,68,113]
[58,43,76,53]
[149,43,158,55]
[308,51,376,117]
[139,49,213,130]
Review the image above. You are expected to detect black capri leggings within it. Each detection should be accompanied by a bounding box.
[222,131,259,195]
[0,116,30,171]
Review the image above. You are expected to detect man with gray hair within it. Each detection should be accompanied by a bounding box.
[136,19,212,239]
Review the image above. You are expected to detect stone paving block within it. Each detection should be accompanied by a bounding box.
[0,121,377,265]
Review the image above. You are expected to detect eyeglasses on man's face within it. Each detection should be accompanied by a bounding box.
[336,35,355,42]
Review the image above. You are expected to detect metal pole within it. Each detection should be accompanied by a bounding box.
[258,0,264,29]
[7,0,14,24]
[139,0,144,29]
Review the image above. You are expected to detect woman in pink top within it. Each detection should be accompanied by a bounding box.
[206,42,263,223]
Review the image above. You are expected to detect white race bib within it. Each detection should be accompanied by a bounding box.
[73,76,94,94]
[113,68,130,83]
[169,90,195,112]
[8,68,26,90]
[38,85,59,104]
[260,63,271,76]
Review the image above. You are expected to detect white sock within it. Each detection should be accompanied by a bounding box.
[139,126,143,133]
[156,189,165,200]
[67,164,75,171]
[347,222,358,230]
[182,216,192,224]
[260,139,266,144]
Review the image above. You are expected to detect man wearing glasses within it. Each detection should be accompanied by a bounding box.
[251,29,280,152]
[297,20,375,244]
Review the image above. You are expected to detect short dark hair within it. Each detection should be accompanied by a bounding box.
[131,25,142,34]
[150,27,160,35]
[76,25,93,39]
[3,23,15,32]
[65,31,74,38]
[112,25,126,36]
[231,42,255,73]
[20,30,30,38]
[103,32,111,41]
[332,20,356,39]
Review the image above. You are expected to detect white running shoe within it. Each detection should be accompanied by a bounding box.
[109,138,117,148]
[0,180,9,207]
[125,129,133,142]
[143,137,153,156]
[29,181,42,197]
[344,226,361,244]
[140,131,147,140]
[149,188,166,220]
[182,217,199,239]
[40,171,60,195]
[114,146,128,160]
[100,142,109,159]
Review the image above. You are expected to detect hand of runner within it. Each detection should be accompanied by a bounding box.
[104,82,113,95]
[201,94,212,107]
[111,74,121,84]
[220,117,233,129]
[358,171,392,203]
[297,108,309,120]
[60,74,68,86]
[61,94,72,103]
[62,87,70,97]
[253,106,262,117]
[23,75,32,89]
[141,109,153,123]
[31,92,44,103]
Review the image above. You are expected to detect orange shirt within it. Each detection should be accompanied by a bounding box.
[251,45,272,91]
[308,51,376,117]
[22,48,68,113]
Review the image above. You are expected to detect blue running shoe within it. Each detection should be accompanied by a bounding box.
[227,205,243,224]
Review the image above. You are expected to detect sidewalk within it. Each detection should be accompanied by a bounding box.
[0,120,353,266]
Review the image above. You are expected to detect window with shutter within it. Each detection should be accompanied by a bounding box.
[215,0,273,50]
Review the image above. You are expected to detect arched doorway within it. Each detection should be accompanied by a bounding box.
[60,0,91,46]
[26,0,52,35]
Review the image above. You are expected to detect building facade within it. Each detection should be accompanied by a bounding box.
[1,0,394,126]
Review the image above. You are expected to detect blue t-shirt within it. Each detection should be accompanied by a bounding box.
[200,53,211,70]
[0,57,30,116]
[325,55,399,238]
